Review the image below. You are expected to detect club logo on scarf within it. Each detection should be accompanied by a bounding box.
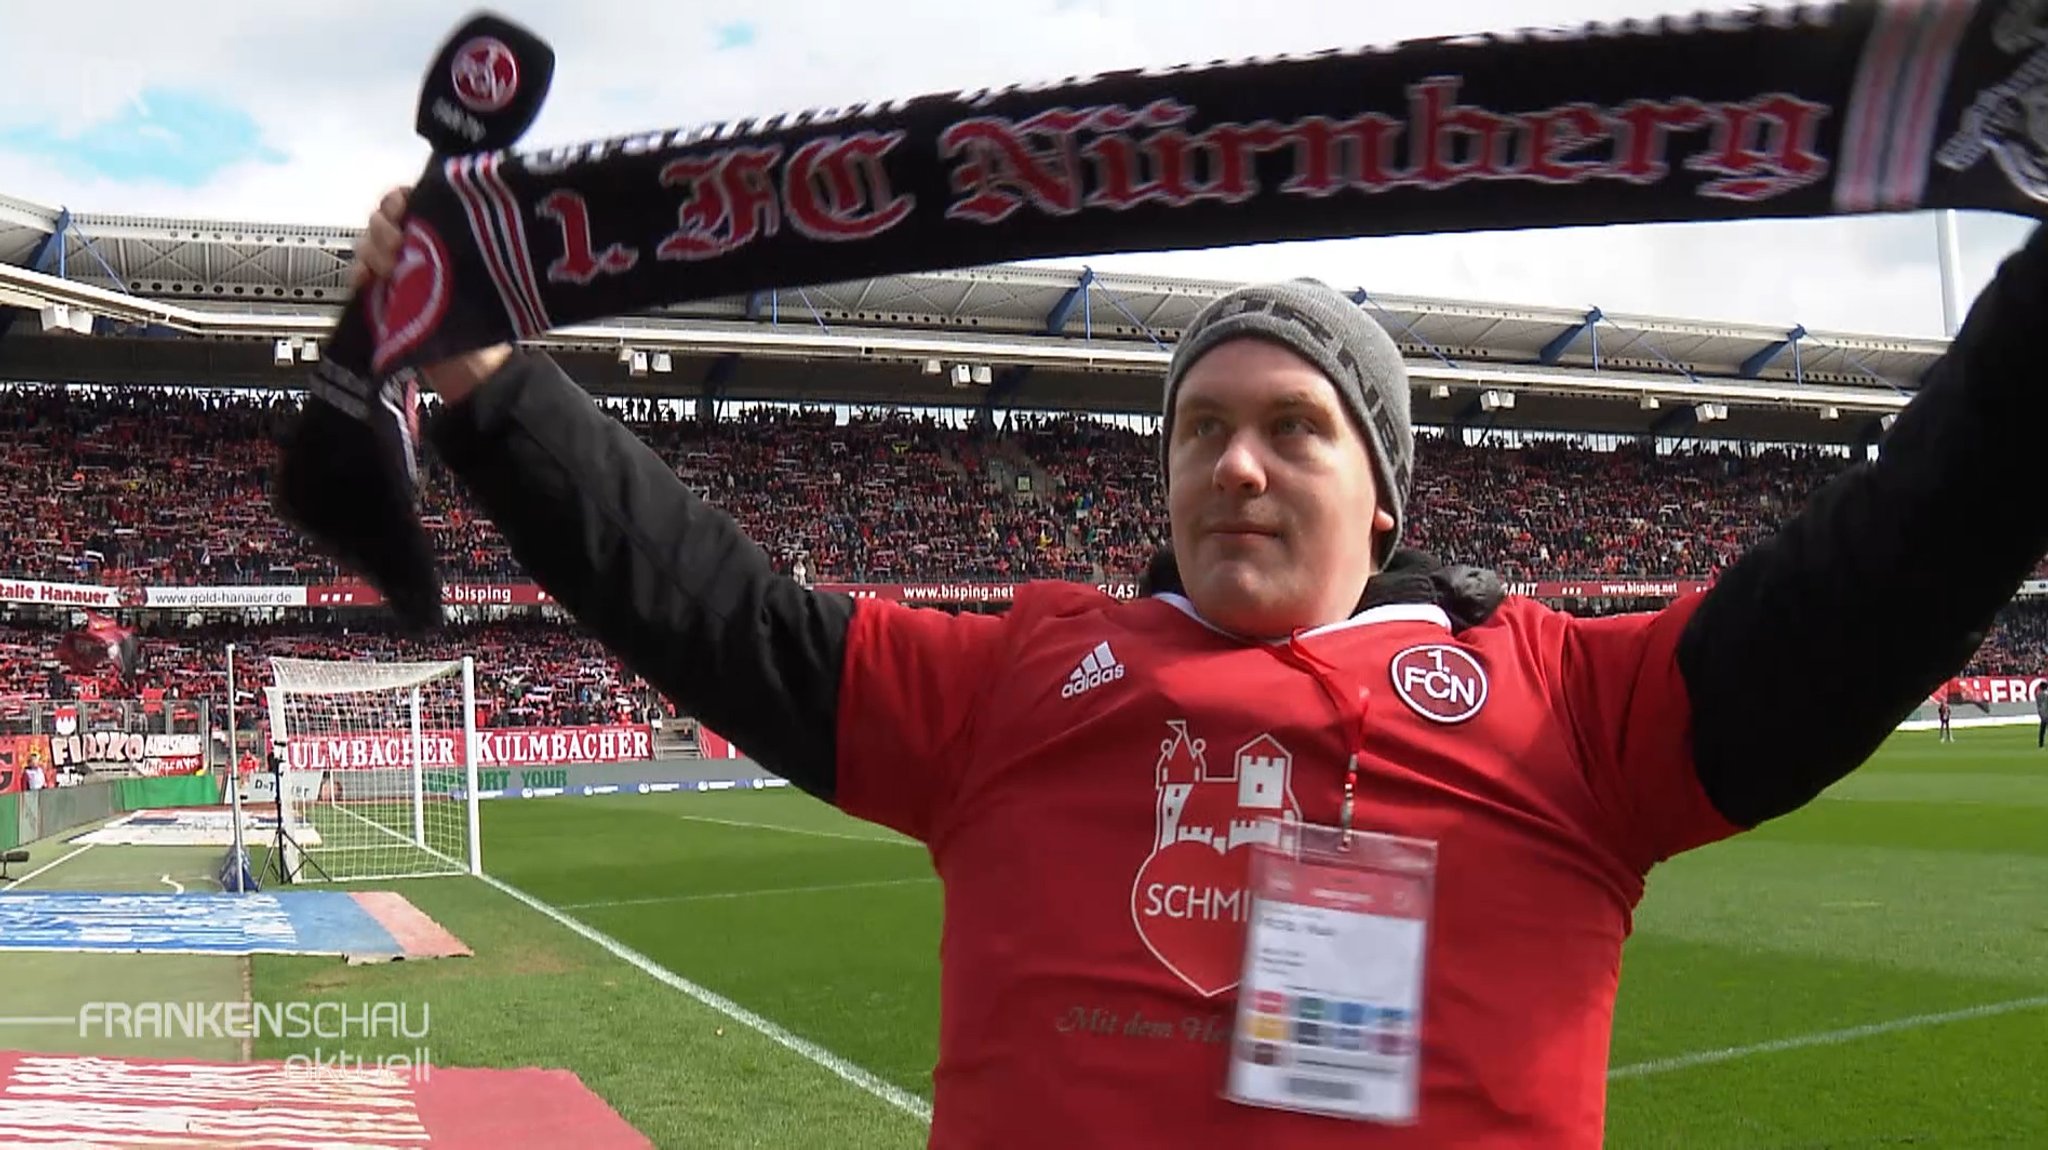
[452,36,520,114]
[1130,721,1298,998]
[370,221,452,375]
[1935,0,2048,203]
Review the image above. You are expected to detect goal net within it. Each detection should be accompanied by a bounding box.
[264,655,481,884]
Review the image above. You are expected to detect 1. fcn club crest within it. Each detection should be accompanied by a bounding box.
[1129,720,1300,997]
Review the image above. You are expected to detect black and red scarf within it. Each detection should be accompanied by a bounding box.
[367,1,2046,375]
[277,1,2048,629]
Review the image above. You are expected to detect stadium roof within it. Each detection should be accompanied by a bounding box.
[0,189,1946,446]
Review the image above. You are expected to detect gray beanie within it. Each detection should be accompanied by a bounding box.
[1159,278,1414,563]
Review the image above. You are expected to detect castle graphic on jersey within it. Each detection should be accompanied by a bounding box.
[1130,719,1301,997]
[1151,720,1296,854]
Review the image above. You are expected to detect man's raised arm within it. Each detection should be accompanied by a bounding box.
[1678,223,2048,829]
[422,349,856,802]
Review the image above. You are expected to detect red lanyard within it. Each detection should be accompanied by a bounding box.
[1273,633,1373,837]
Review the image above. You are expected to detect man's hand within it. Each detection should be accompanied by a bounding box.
[350,185,513,406]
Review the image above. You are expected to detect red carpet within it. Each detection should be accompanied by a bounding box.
[351,890,475,961]
[0,1050,651,1148]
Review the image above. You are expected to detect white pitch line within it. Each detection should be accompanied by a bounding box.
[561,876,938,911]
[669,813,921,848]
[159,875,185,894]
[478,872,933,1126]
[1609,994,2048,1080]
[0,844,92,891]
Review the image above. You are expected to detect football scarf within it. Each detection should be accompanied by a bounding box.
[276,0,2048,628]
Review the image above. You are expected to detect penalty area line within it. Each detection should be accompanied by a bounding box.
[1609,994,2048,1080]
[478,871,933,1126]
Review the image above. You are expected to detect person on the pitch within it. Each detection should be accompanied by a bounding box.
[341,185,2048,1148]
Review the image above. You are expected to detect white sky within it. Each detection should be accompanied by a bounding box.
[0,0,2038,338]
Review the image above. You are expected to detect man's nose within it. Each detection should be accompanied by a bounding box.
[1212,433,1267,492]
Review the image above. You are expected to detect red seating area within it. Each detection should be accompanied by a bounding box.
[10,597,2041,722]
[0,618,659,730]
[997,414,1164,581]
[1965,602,2048,679]
[13,387,2042,586]
[1404,436,1857,581]
[0,388,305,586]
[1,387,2043,701]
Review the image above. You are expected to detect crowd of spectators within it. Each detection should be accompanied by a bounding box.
[2,386,2045,697]
[8,595,2044,722]
[1964,601,2048,678]
[0,387,1908,589]
[0,387,305,587]
[0,617,661,731]
[1402,435,1858,582]
[996,413,1164,581]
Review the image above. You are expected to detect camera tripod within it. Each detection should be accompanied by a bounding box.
[263,765,332,885]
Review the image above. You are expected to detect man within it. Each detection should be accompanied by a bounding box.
[2035,682,2046,748]
[343,186,2048,1147]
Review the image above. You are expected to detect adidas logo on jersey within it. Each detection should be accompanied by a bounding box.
[1063,640,1126,699]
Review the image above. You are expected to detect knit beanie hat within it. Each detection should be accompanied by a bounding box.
[1158,278,1414,563]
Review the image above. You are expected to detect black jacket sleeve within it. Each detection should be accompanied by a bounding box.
[422,351,855,802]
[1679,223,2048,828]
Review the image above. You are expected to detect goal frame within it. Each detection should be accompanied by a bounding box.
[257,653,483,885]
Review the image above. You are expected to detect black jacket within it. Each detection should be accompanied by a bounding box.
[424,224,2048,831]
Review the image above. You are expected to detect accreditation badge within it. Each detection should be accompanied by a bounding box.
[1223,821,1436,1124]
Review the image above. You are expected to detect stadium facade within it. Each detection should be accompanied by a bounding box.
[0,187,1937,436]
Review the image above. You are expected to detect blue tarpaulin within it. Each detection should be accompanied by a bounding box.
[0,891,408,957]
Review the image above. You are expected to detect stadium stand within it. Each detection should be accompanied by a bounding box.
[0,386,1937,587]
[0,617,664,733]
[2,382,2045,722]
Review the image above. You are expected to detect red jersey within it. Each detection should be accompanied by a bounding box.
[835,581,1740,1149]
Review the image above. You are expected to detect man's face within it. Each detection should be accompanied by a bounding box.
[1166,338,1393,639]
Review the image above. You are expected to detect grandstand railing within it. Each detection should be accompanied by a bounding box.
[0,696,204,738]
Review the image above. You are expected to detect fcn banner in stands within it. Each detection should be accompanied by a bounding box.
[1940,676,2047,706]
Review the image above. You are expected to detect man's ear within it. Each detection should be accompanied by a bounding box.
[1369,505,1399,570]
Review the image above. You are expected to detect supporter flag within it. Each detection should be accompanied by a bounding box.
[1939,679,1993,713]
[53,612,143,681]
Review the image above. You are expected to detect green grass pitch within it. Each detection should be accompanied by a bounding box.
[249,725,2048,1148]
